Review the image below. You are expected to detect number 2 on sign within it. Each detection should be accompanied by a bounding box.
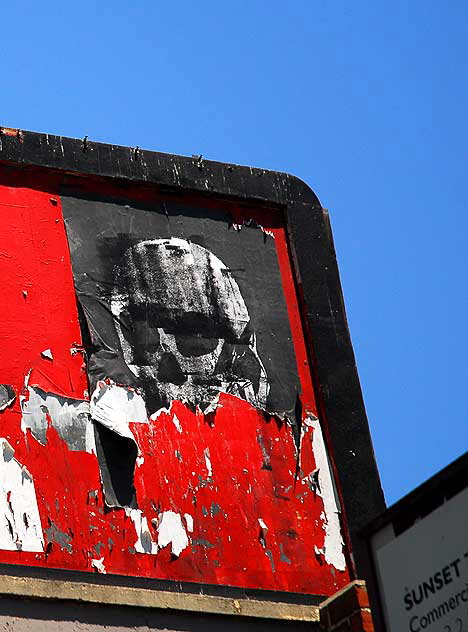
[445,618,465,632]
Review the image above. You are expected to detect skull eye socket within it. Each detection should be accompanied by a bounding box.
[157,352,187,385]
[174,335,221,357]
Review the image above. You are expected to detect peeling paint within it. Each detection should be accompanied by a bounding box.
[156,510,189,557]
[0,178,353,595]
[231,218,275,240]
[309,417,346,571]
[184,513,193,532]
[90,380,148,442]
[45,521,73,553]
[91,556,106,573]
[204,447,213,478]
[258,518,268,549]
[40,348,53,360]
[279,543,291,564]
[171,414,182,433]
[0,439,44,552]
[0,385,15,412]
[126,508,158,554]
[21,386,93,452]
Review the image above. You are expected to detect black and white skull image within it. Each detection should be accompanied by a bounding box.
[111,238,269,415]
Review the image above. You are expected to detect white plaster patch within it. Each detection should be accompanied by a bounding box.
[309,417,346,571]
[91,557,106,573]
[204,447,213,478]
[156,510,189,557]
[126,508,158,554]
[21,386,94,453]
[0,439,44,552]
[90,381,147,443]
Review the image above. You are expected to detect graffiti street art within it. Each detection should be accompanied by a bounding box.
[0,162,355,599]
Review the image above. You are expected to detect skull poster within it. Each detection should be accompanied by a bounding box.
[0,172,350,598]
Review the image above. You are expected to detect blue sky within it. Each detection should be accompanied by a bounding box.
[1,1,467,505]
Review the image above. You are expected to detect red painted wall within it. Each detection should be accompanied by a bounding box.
[0,170,350,596]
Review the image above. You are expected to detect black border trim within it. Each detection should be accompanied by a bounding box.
[0,128,385,585]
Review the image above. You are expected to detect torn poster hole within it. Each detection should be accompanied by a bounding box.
[91,381,148,509]
[0,439,44,552]
[0,385,15,412]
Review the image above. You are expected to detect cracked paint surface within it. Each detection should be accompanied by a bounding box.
[0,172,350,598]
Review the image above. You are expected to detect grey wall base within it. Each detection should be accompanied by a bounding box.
[0,574,319,631]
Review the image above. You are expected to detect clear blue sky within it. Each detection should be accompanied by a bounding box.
[2,1,467,505]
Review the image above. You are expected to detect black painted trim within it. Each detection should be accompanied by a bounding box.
[0,128,385,581]
[0,128,319,207]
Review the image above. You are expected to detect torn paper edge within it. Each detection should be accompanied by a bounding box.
[155,510,190,557]
[126,508,158,554]
[90,380,148,443]
[91,557,106,573]
[0,386,15,412]
[20,385,94,453]
[308,416,346,571]
[0,439,44,552]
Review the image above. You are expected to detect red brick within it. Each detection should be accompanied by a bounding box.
[319,581,375,632]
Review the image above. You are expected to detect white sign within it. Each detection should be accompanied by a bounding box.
[371,486,468,632]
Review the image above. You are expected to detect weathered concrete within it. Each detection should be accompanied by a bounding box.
[0,573,320,631]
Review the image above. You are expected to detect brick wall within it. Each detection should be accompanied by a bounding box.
[319,580,375,632]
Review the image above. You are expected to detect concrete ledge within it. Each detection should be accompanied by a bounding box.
[0,574,320,622]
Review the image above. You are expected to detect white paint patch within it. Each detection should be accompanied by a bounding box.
[0,439,44,552]
[232,221,275,239]
[149,402,174,421]
[91,557,106,573]
[171,414,182,433]
[156,510,189,557]
[184,513,194,532]
[41,349,53,360]
[309,417,346,571]
[204,447,213,478]
[21,386,94,453]
[126,508,158,554]
[258,518,268,531]
[258,517,268,548]
[90,381,148,442]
